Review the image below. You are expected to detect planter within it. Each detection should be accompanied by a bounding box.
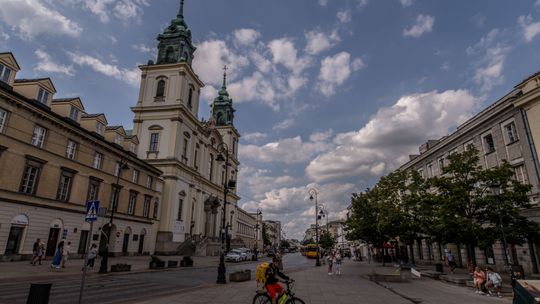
[180,256,193,267]
[111,264,131,272]
[229,270,251,282]
[167,260,178,268]
[149,261,166,269]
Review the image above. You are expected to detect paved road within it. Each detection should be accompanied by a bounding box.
[0,253,311,304]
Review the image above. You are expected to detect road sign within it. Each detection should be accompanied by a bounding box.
[85,201,100,222]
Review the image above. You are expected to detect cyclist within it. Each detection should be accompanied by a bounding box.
[265,256,290,304]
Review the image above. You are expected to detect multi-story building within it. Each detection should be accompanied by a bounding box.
[398,71,540,274]
[0,52,163,260]
[234,207,257,250]
[264,220,281,248]
[249,211,263,251]
[303,224,317,243]
[130,2,241,255]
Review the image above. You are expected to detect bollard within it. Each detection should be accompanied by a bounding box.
[27,283,52,304]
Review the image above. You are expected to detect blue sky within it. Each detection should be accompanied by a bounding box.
[2,0,540,240]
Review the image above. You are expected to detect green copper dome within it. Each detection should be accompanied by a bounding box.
[211,67,235,126]
[156,0,196,66]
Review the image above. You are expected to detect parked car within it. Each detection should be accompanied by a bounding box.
[225,250,242,262]
[267,250,275,257]
[237,248,253,261]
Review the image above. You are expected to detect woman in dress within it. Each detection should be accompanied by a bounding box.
[51,241,64,270]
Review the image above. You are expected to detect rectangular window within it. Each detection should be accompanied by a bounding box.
[0,64,12,83]
[209,154,214,182]
[115,134,123,145]
[69,106,79,121]
[56,171,74,202]
[504,122,518,144]
[114,161,121,177]
[92,152,103,169]
[182,138,189,160]
[146,176,153,189]
[149,133,159,152]
[20,164,41,194]
[31,125,47,148]
[0,108,7,133]
[127,192,137,215]
[483,134,495,154]
[153,199,159,219]
[143,195,151,218]
[96,122,104,135]
[86,178,101,201]
[130,143,137,153]
[132,169,139,184]
[427,163,433,178]
[194,149,199,169]
[177,198,184,221]
[66,140,77,160]
[36,88,49,104]
[438,158,445,173]
[110,185,120,211]
[514,165,528,184]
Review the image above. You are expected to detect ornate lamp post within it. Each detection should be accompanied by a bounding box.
[308,188,321,267]
[254,208,262,261]
[99,160,129,274]
[489,182,510,266]
[216,142,234,284]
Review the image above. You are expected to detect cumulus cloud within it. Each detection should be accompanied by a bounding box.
[318,0,328,6]
[132,43,156,57]
[399,0,413,7]
[518,15,540,42]
[233,28,261,46]
[83,0,148,23]
[337,10,352,23]
[67,52,140,86]
[403,14,435,38]
[304,30,340,55]
[34,49,75,76]
[317,52,365,96]
[0,0,82,40]
[268,38,311,75]
[272,118,295,131]
[306,90,481,182]
[193,39,250,86]
[242,132,268,143]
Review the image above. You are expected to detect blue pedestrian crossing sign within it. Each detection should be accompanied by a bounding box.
[85,201,100,222]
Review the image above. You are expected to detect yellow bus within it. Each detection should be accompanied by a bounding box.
[305,244,319,259]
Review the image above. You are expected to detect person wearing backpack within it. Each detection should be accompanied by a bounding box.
[265,256,290,304]
[486,267,503,298]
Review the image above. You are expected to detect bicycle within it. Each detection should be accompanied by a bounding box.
[252,279,306,304]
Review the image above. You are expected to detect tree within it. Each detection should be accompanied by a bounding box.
[262,223,271,246]
[280,239,290,249]
[302,238,315,245]
[319,231,335,250]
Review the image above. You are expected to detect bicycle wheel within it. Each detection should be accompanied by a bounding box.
[253,293,272,304]
[285,297,306,304]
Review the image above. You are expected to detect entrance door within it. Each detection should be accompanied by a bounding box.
[122,233,129,255]
[46,228,60,256]
[78,230,89,254]
[138,234,145,255]
[5,226,25,254]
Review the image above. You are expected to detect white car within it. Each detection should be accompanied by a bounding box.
[236,248,253,261]
[225,250,242,262]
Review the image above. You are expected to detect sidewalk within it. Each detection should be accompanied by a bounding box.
[0,255,219,283]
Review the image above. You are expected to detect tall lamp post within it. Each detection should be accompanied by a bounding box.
[216,142,234,284]
[489,182,510,266]
[99,160,129,274]
[254,208,262,261]
[308,188,321,266]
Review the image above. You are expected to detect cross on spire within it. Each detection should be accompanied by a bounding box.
[222,65,228,88]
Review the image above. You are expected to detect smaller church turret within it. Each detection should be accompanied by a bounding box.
[156,0,196,66]
[211,66,235,126]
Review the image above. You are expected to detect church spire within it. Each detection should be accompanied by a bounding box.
[222,65,227,89]
[156,0,196,66]
[177,0,184,18]
[211,66,235,126]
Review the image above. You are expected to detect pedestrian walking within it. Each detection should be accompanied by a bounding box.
[30,238,44,266]
[62,241,71,268]
[51,241,64,270]
[334,252,342,275]
[445,250,456,274]
[486,267,503,298]
[327,252,334,275]
[473,266,486,294]
[85,243,98,270]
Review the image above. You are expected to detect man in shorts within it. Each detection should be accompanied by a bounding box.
[265,256,290,304]
[486,267,503,298]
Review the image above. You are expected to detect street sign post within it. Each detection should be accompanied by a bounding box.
[79,201,100,304]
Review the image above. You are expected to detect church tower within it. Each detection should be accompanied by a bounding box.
[131,0,240,255]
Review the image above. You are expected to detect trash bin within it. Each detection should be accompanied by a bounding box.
[27,283,52,304]
[435,263,443,273]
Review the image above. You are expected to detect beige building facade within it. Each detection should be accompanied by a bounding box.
[0,52,163,260]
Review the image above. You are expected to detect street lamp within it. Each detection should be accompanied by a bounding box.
[489,182,510,266]
[99,160,129,274]
[254,208,262,261]
[215,142,235,284]
[308,188,321,267]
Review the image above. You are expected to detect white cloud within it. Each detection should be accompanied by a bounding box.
[34,49,75,76]
[272,118,295,131]
[242,132,268,142]
[268,38,311,75]
[318,0,328,6]
[132,44,156,57]
[317,52,365,96]
[337,10,352,23]
[233,28,261,46]
[83,0,114,22]
[306,90,481,182]
[536,0,540,6]
[83,0,148,23]
[357,0,368,7]
[399,0,413,7]
[0,0,82,40]
[0,27,9,41]
[67,52,140,86]
[518,15,540,42]
[304,30,340,55]
[403,14,435,38]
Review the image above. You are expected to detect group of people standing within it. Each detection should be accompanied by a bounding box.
[30,238,98,271]
[326,251,343,276]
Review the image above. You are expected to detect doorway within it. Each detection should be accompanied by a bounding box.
[5,226,25,254]
[78,230,89,254]
[122,233,129,255]
[138,234,145,255]
[46,228,60,256]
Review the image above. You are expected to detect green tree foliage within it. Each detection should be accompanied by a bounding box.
[319,231,336,249]
[262,223,271,246]
[302,238,315,245]
[280,239,290,249]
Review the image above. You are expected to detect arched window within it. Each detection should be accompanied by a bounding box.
[165,47,175,63]
[188,88,193,108]
[156,80,166,98]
